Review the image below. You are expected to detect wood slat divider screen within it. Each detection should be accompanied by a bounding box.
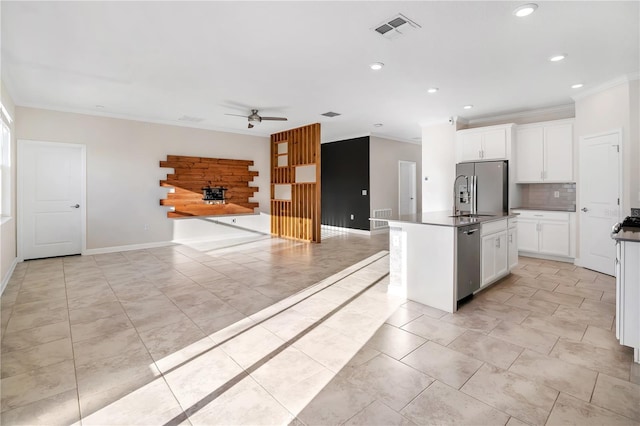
[160,155,259,218]
[270,123,321,242]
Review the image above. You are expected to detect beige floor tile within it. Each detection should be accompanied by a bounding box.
[1,321,70,353]
[81,378,183,426]
[474,288,514,304]
[580,298,617,316]
[219,324,285,369]
[441,310,502,333]
[513,276,558,291]
[260,308,317,340]
[73,328,148,366]
[558,268,599,282]
[0,388,79,426]
[361,323,425,360]
[553,284,603,301]
[296,375,376,426]
[582,326,633,354]
[553,305,614,330]
[510,267,541,279]
[1,337,73,379]
[344,353,433,411]
[1,359,77,412]
[402,341,482,389]
[401,301,448,319]
[506,416,530,426]
[504,294,559,315]
[461,364,558,425]
[137,315,207,360]
[68,301,125,324]
[493,281,539,297]
[546,393,635,425]
[345,400,414,425]
[575,279,615,292]
[591,373,640,421]
[448,331,523,370]
[523,264,560,275]
[631,362,640,385]
[402,380,509,425]
[550,338,631,380]
[5,306,69,333]
[188,375,293,426]
[70,313,133,342]
[401,315,466,346]
[164,346,244,409]
[489,320,558,354]
[293,324,373,373]
[509,349,597,401]
[520,311,587,340]
[537,273,579,285]
[601,291,616,304]
[384,307,423,328]
[10,297,68,316]
[532,288,584,307]
[251,346,333,415]
[466,299,530,324]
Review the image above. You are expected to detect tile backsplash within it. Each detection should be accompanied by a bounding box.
[519,183,576,210]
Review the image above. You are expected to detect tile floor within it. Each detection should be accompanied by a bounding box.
[1,231,639,425]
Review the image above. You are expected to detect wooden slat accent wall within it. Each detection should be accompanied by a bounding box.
[270,123,321,242]
[160,155,259,218]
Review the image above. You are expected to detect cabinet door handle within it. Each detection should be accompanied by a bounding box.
[540,171,544,179]
[496,238,500,248]
[509,234,513,243]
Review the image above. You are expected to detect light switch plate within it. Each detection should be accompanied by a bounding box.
[553,191,560,198]
[362,189,367,196]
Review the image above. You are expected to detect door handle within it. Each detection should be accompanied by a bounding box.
[581,207,589,212]
[70,204,80,208]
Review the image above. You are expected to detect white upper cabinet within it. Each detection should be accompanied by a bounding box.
[515,120,573,182]
[456,124,513,163]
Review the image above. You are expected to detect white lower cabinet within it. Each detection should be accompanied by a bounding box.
[615,240,640,362]
[508,223,518,270]
[481,219,509,288]
[513,210,574,258]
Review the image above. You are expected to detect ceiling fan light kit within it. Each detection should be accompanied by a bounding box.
[226,108,288,129]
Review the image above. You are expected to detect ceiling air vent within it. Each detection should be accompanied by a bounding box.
[321,111,341,117]
[372,13,421,40]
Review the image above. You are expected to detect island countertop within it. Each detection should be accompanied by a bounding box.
[381,211,518,228]
[612,228,640,243]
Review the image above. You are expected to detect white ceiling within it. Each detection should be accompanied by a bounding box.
[2,1,638,143]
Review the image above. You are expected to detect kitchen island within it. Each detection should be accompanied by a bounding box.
[382,211,518,313]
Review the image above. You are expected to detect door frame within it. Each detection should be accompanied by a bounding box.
[575,128,623,270]
[398,160,417,216]
[17,139,87,261]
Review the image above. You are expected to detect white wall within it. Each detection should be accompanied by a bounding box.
[369,136,421,219]
[1,80,17,291]
[421,122,458,212]
[15,107,271,252]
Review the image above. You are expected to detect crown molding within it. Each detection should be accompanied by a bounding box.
[466,104,575,127]
[370,132,421,145]
[571,73,637,102]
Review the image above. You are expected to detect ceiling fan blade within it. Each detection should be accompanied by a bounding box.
[248,123,254,129]
[260,117,288,121]
[225,113,249,118]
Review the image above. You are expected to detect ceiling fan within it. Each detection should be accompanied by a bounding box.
[225,109,288,129]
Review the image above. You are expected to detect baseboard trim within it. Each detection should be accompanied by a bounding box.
[83,241,175,256]
[518,251,575,264]
[321,225,372,236]
[1,257,19,296]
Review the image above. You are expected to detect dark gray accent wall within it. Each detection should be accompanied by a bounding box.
[321,136,370,230]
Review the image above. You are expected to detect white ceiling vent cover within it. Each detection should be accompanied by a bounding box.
[372,13,421,40]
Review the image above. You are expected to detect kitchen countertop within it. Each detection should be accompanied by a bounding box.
[378,211,517,228]
[612,228,640,243]
[512,206,577,212]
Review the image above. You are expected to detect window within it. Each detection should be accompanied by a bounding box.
[1,103,13,218]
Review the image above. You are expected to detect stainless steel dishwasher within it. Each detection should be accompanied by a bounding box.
[457,224,481,301]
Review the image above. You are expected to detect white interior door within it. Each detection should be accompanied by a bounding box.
[578,131,621,275]
[399,161,416,216]
[19,140,85,260]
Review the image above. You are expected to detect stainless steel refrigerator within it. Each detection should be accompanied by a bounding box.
[455,161,508,213]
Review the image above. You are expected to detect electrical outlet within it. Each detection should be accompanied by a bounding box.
[362,189,367,196]
[553,191,560,198]
[350,214,354,220]
[631,208,640,217]
[143,224,150,231]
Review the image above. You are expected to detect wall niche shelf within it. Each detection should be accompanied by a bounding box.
[160,155,259,218]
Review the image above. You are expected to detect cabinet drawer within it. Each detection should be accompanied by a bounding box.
[481,219,508,236]
[512,210,569,221]
[508,218,518,228]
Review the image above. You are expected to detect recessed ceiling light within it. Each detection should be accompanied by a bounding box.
[427,88,439,94]
[373,123,384,127]
[549,54,567,62]
[370,62,384,71]
[463,105,473,110]
[513,3,538,17]
[571,83,584,89]
[95,105,105,109]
